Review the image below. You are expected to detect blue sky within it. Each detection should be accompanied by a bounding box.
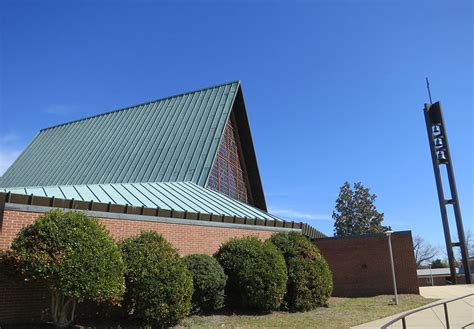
[0,1,472,251]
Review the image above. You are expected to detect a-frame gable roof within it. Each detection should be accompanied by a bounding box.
[0,81,268,210]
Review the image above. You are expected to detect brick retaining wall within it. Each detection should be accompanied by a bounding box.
[314,231,419,297]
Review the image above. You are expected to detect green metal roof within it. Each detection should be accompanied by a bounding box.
[1,181,281,221]
[0,81,240,188]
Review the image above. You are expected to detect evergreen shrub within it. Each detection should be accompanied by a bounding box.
[9,210,124,327]
[121,231,193,328]
[215,236,287,312]
[184,254,227,313]
[270,232,333,311]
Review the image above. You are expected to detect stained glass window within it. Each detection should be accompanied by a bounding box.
[207,120,249,203]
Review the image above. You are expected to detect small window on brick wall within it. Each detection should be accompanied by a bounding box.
[207,120,249,203]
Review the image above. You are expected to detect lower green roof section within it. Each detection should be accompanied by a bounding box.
[1,181,281,221]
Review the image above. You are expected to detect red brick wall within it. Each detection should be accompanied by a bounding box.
[0,210,39,251]
[0,277,50,324]
[314,231,419,297]
[0,208,421,324]
[0,210,274,254]
[418,276,446,286]
[0,208,276,324]
[100,217,273,256]
[418,275,466,286]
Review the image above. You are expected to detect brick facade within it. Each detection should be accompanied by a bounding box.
[0,277,50,324]
[0,209,275,255]
[314,231,420,297]
[0,207,420,324]
[0,207,278,324]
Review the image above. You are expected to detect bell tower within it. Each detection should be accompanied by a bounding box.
[423,101,471,284]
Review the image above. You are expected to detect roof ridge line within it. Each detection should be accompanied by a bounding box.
[39,80,241,132]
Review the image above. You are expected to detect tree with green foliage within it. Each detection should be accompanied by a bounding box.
[8,210,125,328]
[121,231,193,327]
[184,254,227,313]
[333,182,391,236]
[270,232,333,311]
[215,236,287,312]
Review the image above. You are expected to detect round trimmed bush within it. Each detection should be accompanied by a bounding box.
[121,231,193,327]
[9,210,125,327]
[270,232,333,311]
[184,254,227,313]
[214,236,287,312]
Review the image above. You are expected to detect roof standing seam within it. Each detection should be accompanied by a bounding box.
[170,182,224,214]
[93,185,115,204]
[142,182,189,211]
[174,88,216,181]
[104,105,146,184]
[130,184,163,208]
[152,90,194,182]
[195,182,280,220]
[181,88,222,184]
[103,184,129,205]
[195,87,234,186]
[175,182,238,216]
[0,82,240,188]
[179,87,219,183]
[155,182,204,213]
[136,182,175,210]
[131,100,166,182]
[1,181,281,221]
[162,92,204,182]
[38,81,241,132]
[107,184,132,206]
[164,91,206,181]
[182,181,264,219]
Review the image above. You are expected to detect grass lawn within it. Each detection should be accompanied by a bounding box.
[179,294,435,328]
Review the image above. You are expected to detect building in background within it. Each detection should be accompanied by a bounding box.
[417,268,464,286]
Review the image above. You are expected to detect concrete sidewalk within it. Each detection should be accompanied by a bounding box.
[352,285,474,329]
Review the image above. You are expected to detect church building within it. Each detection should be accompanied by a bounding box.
[0,81,323,255]
[0,82,421,325]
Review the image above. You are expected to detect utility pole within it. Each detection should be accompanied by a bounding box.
[386,231,399,304]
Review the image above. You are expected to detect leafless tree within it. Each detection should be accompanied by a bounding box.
[413,235,439,268]
[457,229,474,261]
[465,230,474,256]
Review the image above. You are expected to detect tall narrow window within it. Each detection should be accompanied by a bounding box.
[207,120,249,203]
